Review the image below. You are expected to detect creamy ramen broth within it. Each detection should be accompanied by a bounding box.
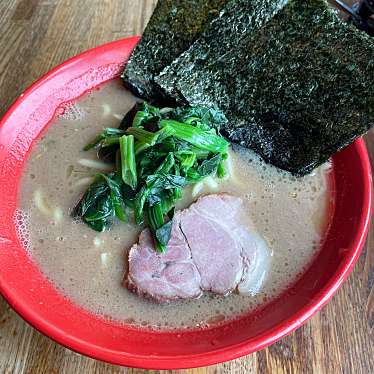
[17,79,333,330]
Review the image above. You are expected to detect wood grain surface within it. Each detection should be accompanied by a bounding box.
[0,1,373,373]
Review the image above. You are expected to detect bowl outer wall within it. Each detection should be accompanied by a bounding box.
[0,37,372,369]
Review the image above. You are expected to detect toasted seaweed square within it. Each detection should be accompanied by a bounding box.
[157,0,374,175]
[121,0,230,103]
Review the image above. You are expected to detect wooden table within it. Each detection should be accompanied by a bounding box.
[0,1,373,373]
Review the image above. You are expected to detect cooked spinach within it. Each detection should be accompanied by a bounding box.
[83,128,126,151]
[197,154,223,178]
[73,174,120,232]
[146,203,171,253]
[100,173,127,222]
[167,106,228,130]
[73,103,230,252]
[119,135,137,190]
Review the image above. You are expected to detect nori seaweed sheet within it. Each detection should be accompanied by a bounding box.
[156,0,289,102]
[156,0,374,175]
[121,0,230,103]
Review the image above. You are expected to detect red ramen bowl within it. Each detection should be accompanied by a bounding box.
[0,37,371,369]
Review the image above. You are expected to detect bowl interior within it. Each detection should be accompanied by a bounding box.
[0,37,371,369]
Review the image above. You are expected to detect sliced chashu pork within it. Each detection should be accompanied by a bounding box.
[124,194,271,302]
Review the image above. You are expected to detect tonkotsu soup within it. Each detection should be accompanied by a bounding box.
[17,79,334,330]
